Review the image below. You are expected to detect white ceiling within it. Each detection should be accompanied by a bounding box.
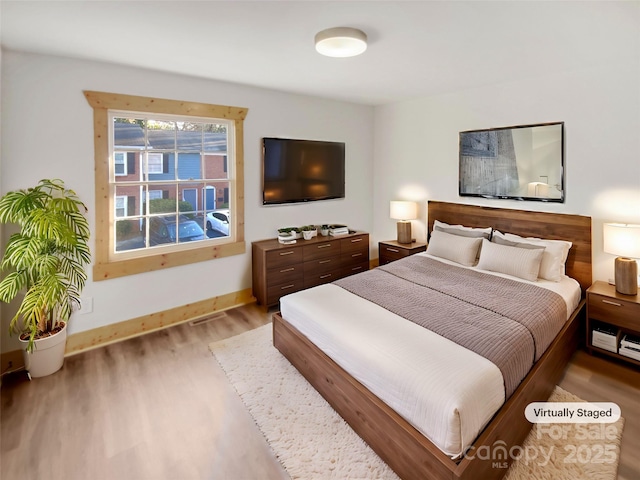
[1,1,638,106]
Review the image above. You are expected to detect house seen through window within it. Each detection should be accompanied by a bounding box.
[112,115,233,252]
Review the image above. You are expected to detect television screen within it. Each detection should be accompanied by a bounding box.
[262,137,345,205]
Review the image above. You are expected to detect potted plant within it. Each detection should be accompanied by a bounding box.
[320,224,330,236]
[301,225,317,240]
[278,227,302,239]
[0,179,91,378]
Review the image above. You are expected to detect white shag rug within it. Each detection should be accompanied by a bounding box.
[210,324,623,480]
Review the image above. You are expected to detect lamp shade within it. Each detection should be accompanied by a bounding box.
[390,201,418,221]
[315,27,367,57]
[603,223,640,258]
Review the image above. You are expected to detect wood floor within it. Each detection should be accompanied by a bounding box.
[2,302,639,480]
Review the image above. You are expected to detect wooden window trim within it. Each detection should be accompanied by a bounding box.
[84,91,248,281]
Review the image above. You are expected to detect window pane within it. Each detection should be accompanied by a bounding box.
[147,121,175,150]
[115,185,140,217]
[177,122,202,150]
[114,118,146,147]
[145,184,178,215]
[203,153,228,180]
[204,124,227,152]
[115,218,144,252]
[179,183,201,214]
[177,152,202,181]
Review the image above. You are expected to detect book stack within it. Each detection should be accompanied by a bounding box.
[328,224,350,236]
[619,334,640,361]
[591,325,619,353]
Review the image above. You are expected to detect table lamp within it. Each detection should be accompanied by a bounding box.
[390,201,417,244]
[603,223,640,295]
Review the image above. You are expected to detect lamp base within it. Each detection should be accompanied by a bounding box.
[615,257,638,295]
[397,221,412,244]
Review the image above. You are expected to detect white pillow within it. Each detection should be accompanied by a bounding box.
[477,239,544,282]
[493,231,572,282]
[433,220,492,239]
[426,230,483,266]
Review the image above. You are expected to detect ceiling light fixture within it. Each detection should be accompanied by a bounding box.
[315,27,367,58]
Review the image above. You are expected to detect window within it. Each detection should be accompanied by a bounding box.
[114,152,127,176]
[146,152,164,174]
[115,195,127,217]
[85,91,248,280]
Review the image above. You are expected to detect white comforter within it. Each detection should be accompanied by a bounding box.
[279,254,581,458]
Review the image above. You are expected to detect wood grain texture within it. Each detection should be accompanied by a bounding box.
[1,304,638,480]
[273,201,594,480]
[1,304,286,480]
[273,304,584,480]
[427,201,592,294]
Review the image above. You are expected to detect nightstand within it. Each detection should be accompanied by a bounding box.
[586,280,640,367]
[378,240,427,266]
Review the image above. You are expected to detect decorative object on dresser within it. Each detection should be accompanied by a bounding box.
[586,280,640,368]
[378,240,427,266]
[603,223,640,295]
[252,231,369,307]
[301,225,317,240]
[389,201,417,244]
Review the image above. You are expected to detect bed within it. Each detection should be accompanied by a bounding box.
[273,201,592,480]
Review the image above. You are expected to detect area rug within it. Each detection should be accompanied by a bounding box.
[210,324,623,480]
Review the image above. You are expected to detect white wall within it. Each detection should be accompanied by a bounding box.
[373,60,640,285]
[0,50,374,353]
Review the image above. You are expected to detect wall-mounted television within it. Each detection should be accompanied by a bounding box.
[262,137,345,205]
[459,121,565,202]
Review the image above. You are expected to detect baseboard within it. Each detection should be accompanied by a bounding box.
[1,288,255,371]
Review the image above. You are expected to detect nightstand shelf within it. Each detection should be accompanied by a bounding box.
[586,281,640,368]
[378,240,427,266]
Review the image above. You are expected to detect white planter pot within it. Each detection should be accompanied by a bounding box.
[20,322,67,378]
[303,231,314,240]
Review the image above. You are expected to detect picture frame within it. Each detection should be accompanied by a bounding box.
[459,122,565,202]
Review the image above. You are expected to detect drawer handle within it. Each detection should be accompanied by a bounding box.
[351,238,363,243]
[601,299,623,307]
[280,267,295,273]
[351,252,362,258]
[320,274,332,279]
[319,260,331,264]
[387,248,400,253]
[279,251,294,256]
[280,284,295,290]
[352,266,363,271]
[317,244,331,249]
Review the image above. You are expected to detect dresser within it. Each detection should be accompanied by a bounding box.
[252,232,369,307]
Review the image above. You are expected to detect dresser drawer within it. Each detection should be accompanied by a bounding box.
[342,261,368,278]
[341,248,368,267]
[267,280,304,305]
[304,257,340,275]
[304,268,342,288]
[588,293,640,330]
[341,234,368,254]
[303,240,340,261]
[265,247,303,269]
[267,263,303,285]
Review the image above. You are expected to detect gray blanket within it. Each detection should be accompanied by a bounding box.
[333,255,567,397]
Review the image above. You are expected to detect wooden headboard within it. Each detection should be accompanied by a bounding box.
[428,201,592,295]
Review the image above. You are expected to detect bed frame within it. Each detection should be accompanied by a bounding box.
[273,201,592,480]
